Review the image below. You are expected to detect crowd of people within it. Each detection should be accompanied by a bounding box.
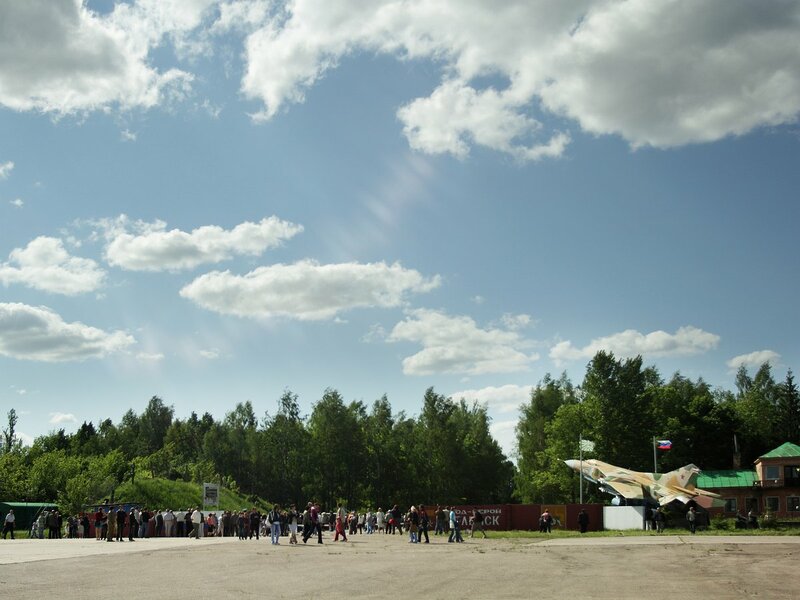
[3,503,493,544]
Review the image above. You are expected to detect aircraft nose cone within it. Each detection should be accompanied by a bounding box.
[565,459,580,470]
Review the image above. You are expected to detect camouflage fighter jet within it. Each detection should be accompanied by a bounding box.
[564,459,721,507]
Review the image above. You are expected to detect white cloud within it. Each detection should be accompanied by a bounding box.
[489,419,518,460]
[0,302,135,362]
[199,348,220,359]
[450,383,532,414]
[0,236,106,295]
[136,351,165,362]
[211,0,271,35]
[16,431,35,447]
[49,412,77,425]
[0,161,14,179]
[361,323,387,343]
[388,309,539,376]
[181,260,440,320]
[10,199,24,208]
[549,326,720,365]
[120,129,137,142]
[727,350,781,371]
[0,0,212,114]
[398,80,570,161]
[100,214,303,271]
[242,0,800,157]
[500,313,533,331]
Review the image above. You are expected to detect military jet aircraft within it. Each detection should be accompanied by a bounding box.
[564,459,721,507]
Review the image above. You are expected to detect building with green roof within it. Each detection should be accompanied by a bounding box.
[700,442,800,518]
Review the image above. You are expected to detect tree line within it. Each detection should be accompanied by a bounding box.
[0,387,514,513]
[514,352,800,504]
[2,351,798,512]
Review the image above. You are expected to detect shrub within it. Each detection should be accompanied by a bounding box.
[710,514,732,531]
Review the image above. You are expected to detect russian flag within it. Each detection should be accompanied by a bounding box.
[657,439,672,450]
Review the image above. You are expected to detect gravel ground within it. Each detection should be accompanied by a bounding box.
[1,533,798,599]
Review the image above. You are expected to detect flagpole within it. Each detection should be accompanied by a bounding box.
[579,434,583,505]
[653,436,657,474]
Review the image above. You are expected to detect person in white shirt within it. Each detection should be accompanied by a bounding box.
[163,509,176,537]
[191,508,202,539]
[376,509,385,533]
[3,509,15,539]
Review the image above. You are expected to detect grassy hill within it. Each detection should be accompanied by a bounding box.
[112,477,270,511]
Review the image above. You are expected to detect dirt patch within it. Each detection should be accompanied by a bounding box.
[0,534,797,599]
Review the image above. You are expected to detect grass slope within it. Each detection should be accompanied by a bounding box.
[112,478,270,511]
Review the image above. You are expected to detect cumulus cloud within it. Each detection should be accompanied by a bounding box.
[199,348,220,359]
[727,349,781,371]
[98,214,303,271]
[0,161,14,179]
[0,0,213,114]
[9,199,24,208]
[242,0,800,158]
[0,302,135,362]
[489,419,518,460]
[500,313,533,331]
[388,309,539,376]
[181,260,440,320]
[549,326,720,365]
[0,236,106,295]
[49,412,77,425]
[210,0,271,34]
[137,351,165,362]
[450,383,532,414]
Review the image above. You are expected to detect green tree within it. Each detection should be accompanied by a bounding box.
[777,370,800,444]
[582,351,658,471]
[139,396,175,455]
[734,363,779,463]
[260,390,310,505]
[306,389,366,508]
[652,374,738,471]
[3,408,18,453]
[514,374,578,502]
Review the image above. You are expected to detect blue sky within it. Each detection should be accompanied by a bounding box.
[1,0,799,457]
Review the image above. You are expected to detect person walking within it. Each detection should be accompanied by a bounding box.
[115,506,126,541]
[127,508,137,541]
[106,508,116,542]
[434,505,445,535]
[686,507,697,534]
[333,513,347,542]
[578,509,589,534]
[249,508,261,541]
[470,509,487,538]
[190,507,202,539]
[448,507,463,543]
[2,509,15,539]
[408,506,419,543]
[268,505,281,544]
[376,508,385,534]
[539,509,552,533]
[287,505,299,544]
[164,509,175,537]
[418,505,430,544]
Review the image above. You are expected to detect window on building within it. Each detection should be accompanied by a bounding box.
[765,497,779,513]
[787,496,800,513]
[747,497,759,512]
[724,498,737,513]
[785,465,800,484]
[765,465,780,480]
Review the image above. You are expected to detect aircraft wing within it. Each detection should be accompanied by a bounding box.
[600,480,644,500]
[656,493,690,506]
